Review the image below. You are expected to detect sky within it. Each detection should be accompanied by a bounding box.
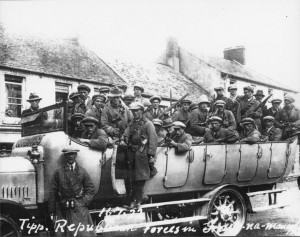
[0,0,300,91]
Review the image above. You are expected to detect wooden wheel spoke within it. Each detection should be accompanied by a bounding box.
[3,231,15,237]
[211,211,218,216]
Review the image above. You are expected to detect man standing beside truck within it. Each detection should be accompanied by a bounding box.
[48,146,96,236]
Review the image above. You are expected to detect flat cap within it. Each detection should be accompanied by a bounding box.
[284,94,295,103]
[271,98,282,104]
[150,95,161,103]
[71,113,85,121]
[162,118,173,128]
[134,85,144,92]
[99,86,110,93]
[123,94,135,100]
[77,84,91,93]
[209,116,222,123]
[27,93,42,102]
[81,116,99,125]
[181,99,192,104]
[228,85,237,91]
[129,102,144,111]
[152,118,163,126]
[214,100,226,106]
[107,86,122,97]
[242,117,255,125]
[62,145,80,154]
[172,121,186,129]
[69,92,81,100]
[263,116,275,121]
[243,86,254,93]
[214,86,224,91]
[92,94,106,102]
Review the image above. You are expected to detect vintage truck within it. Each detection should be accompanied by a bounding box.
[0,102,299,236]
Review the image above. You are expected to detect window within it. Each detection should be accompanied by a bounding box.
[94,87,99,93]
[55,83,69,103]
[230,79,236,84]
[5,75,23,118]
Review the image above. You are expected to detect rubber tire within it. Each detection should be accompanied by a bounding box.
[199,187,247,236]
[0,214,22,237]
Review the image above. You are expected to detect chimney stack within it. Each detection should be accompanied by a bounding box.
[166,37,179,71]
[223,46,245,65]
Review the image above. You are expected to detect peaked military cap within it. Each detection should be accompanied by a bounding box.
[107,86,122,97]
[172,121,186,129]
[77,84,91,93]
[71,113,85,121]
[271,98,282,104]
[209,116,222,123]
[62,145,80,154]
[134,85,144,92]
[228,85,238,91]
[69,92,81,100]
[284,94,295,103]
[92,94,106,102]
[214,100,226,106]
[99,86,110,93]
[241,117,255,125]
[27,93,42,102]
[162,118,173,128]
[129,102,144,111]
[214,86,224,91]
[150,95,161,103]
[243,86,254,93]
[263,116,275,121]
[152,118,163,126]
[81,116,99,125]
[254,90,265,97]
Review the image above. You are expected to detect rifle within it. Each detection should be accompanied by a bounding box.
[158,93,189,120]
[253,93,273,113]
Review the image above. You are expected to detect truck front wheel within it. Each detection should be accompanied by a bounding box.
[0,214,22,237]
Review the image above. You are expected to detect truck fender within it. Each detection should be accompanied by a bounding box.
[0,199,31,223]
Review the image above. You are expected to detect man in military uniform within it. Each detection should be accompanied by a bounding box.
[166,121,192,152]
[203,116,239,143]
[123,102,158,208]
[239,86,262,131]
[133,85,150,107]
[254,90,268,117]
[77,84,92,113]
[143,95,165,121]
[48,146,96,236]
[210,100,237,131]
[261,116,282,141]
[239,118,261,144]
[122,94,135,107]
[85,95,107,126]
[101,86,133,139]
[189,96,210,137]
[172,99,192,126]
[211,87,230,112]
[275,94,300,139]
[22,93,42,116]
[226,85,241,124]
[79,117,111,151]
[266,98,282,117]
[68,113,85,138]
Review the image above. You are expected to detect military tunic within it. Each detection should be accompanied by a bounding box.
[203,128,239,143]
[48,164,96,237]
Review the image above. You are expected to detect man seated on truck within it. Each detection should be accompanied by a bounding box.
[68,113,85,138]
[79,117,112,151]
[203,116,239,143]
[261,116,282,142]
[165,121,193,152]
[239,117,261,144]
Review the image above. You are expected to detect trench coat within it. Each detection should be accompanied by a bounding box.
[123,117,158,181]
[172,108,191,126]
[210,110,237,131]
[81,128,108,151]
[203,128,239,143]
[48,164,96,236]
[170,132,192,152]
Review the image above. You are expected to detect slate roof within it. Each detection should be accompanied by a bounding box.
[182,49,297,93]
[100,53,208,102]
[0,28,125,85]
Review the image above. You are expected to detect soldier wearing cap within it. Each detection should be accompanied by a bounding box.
[122,102,158,208]
[123,94,135,107]
[77,84,92,113]
[254,90,268,116]
[226,85,242,124]
[211,86,230,112]
[99,86,110,97]
[275,94,300,139]
[210,100,237,131]
[68,92,83,115]
[101,86,133,139]
[189,96,210,137]
[144,95,165,121]
[22,93,43,116]
[79,117,111,151]
[239,86,262,131]
[133,84,150,108]
[172,99,192,126]
[48,146,96,236]
[239,118,261,144]
[68,113,85,138]
[153,118,167,145]
[266,98,282,117]
[165,121,192,152]
[85,95,107,125]
[203,116,239,143]
[261,116,282,142]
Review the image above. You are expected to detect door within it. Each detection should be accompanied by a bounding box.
[238,144,259,181]
[268,142,288,178]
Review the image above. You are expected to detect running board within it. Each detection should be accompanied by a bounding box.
[96,215,207,233]
[247,189,287,197]
[252,204,289,213]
